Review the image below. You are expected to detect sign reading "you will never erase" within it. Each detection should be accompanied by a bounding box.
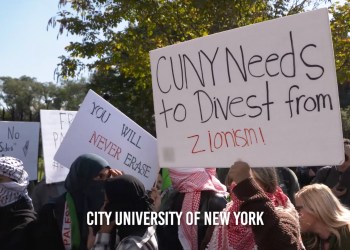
[54,90,159,190]
[150,8,344,168]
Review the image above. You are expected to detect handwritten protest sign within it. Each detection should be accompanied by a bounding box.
[0,121,39,179]
[150,8,344,168]
[54,90,159,190]
[40,110,77,183]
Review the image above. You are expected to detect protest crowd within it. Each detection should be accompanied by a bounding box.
[1,138,350,250]
[1,4,349,250]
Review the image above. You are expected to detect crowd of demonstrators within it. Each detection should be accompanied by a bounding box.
[2,139,350,250]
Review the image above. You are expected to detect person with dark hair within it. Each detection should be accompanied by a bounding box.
[0,156,36,250]
[32,153,121,250]
[295,166,319,188]
[92,174,158,249]
[311,139,350,207]
[277,167,300,205]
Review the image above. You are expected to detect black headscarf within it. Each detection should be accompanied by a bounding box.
[65,153,110,250]
[104,175,153,239]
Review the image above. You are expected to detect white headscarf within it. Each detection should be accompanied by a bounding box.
[0,156,32,207]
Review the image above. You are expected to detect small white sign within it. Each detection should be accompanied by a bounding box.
[150,8,344,168]
[54,90,159,190]
[0,121,40,180]
[40,110,77,183]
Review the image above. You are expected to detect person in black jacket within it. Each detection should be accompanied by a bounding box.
[311,139,350,207]
[0,156,36,250]
[32,153,121,250]
[91,175,158,249]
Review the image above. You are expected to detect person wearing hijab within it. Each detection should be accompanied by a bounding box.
[0,156,36,250]
[92,174,158,250]
[33,153,118,250]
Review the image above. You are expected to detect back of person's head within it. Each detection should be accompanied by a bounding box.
[0,156,28,183]
[224,167,278,193]
[295,183,350,245]
[169,168,226,193]
[104,174,152,213]
[251,167,278,193]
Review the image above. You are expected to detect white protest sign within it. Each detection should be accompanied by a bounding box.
[150,8,344,168]
[40,110,77,184]
[54,90,159,190]
[0,121,40,180]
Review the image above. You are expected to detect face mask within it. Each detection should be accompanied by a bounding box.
[85,180,105,212]
[0,182,24,207]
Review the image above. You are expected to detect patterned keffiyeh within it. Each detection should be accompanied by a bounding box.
[0,156,32,207]
[169,168,227,250]
[208,182,290,250]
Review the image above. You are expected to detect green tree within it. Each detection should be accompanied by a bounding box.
[51,0,330,82]
[342,106,350,138]
[50,0,331,133]
[330,0,350,85]
[0,76,40,121]
[329,0,350,137]
[89,70,155,135]
[56,78,89,110]
[0,76,88,121]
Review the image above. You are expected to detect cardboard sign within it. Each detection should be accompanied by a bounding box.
[54,90,159,190]
[40,110,77,183]
[0,121,40,180]
[150,8,344,168]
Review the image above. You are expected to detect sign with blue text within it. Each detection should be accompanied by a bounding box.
[54,90,159,190]
[41,110,77,183]
[0,121,40,179]
[150,8,343,168]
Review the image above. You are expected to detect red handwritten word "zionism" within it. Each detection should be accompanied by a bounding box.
[89,131,122,159]
[187,127,265,153]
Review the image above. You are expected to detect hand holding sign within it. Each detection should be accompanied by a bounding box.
[227,161,252,185]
